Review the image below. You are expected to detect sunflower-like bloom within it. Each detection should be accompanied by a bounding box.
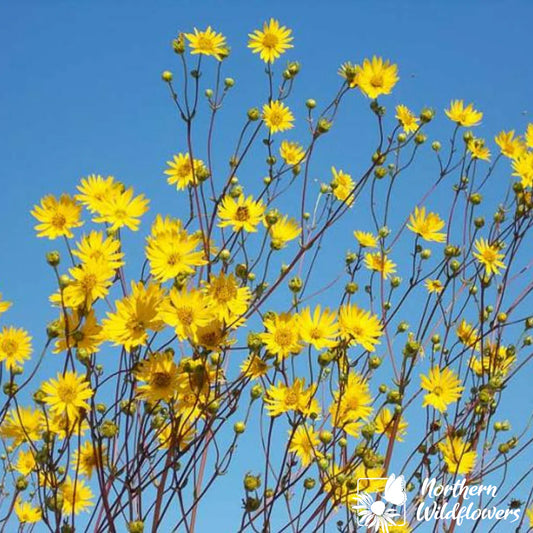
[395,104,419,133]
[338,303,383,351]
[407,206,446,242]
[72,441,106,479]
[268,215,301,249]
[41,371,93,420]
[156,417,197,451]
[185,26,227,60]
[494,131,525,159]
[262,100,294,133]
[203,271,251,325]
[364,252,397,279]
[0,326,32,369]
[469,342,515,377]
[93,187,149,231]
[218,194,265,232]
[473,238,506,276]
[14,499,42,523]
[240,354,269,380]
[354,230,378,248]
[420,366,464,412]
[60,476,94,515]
[31,194,83,239]
[279,140,305,166]
[264,379,318,417]
[353,56,399,99]
[331,167,355,206]
[102,282,164,350]
[445,100,482,127]
[135,351,180,404]
[260,312,302,361]
[438,435,477,475]
[375,408,408,442]
[53,309,102,355]
[288,425,322,467]
[512,152,533,188]
[164,153,208,190]
[72,231,124,270]
[13,449,36,476]
[467,137,491,161]
[425,279,444,294]
[456,319,479,347]
[298,306,339,350]
[76,174,121,213]
[0,407,43,445]
[47,412,89,440]
[248,19,293,63]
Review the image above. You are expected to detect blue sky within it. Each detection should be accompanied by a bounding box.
[1,1,533,531]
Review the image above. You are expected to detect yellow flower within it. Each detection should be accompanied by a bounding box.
[72,440,106,478]
[193,318,231,352]
[218,194,265,232]
[395,104,419,133]
[421,366,463,412]
[240,354,269,380]
[31,194,83,239]
[264,379,317,417]
[203,271,251,325]
[156,417,196,451]
[298,306,339,350]
[46,412,88,440]
[445,100,482,127]
[375,408,408,441]
[0,326,32,370]
[60,476,94,515]
[135,351,180,404]
[526,124,533,148]
[268,215,301,249]
[262,100,294,133]
[76,174,121,213]
[456,319,478,346]
[330,372,373,431]
[14,449,36,476]
[525,504,533,527]
[469,342,515,377]
[473,238,506,276]
[338,304,383,351]
[353,56,399,98]
[425,279,444,294]
[438,435,477,475]
[0,293,12,316]
[248,19,293,63]
[260,312,302,361]
[165,153,207,190]
[495,131,525,159]
[354,230,378,248]
[407,206,446,242]
[102,282,164,350]
[0,407,43,445]
[331,167,354,206]
[364,252,397,279]
[289,425,322,467]
[42,371,93,419]
[14,499,42,523]
[93,187,149,231]
[72,231,124,270]
[512,152,533,188]
[467,137,491,161]
[388,525,413,533]
[279,140,305,166]
[54,309,103,355]
[185,26,227,60]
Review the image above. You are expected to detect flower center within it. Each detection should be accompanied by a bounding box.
[57,384,77,404]
[167,252,182,266]
[1,339,18,356]
[274,327,293,347]
[262,33,279,48]
[235,206,250,222]
[268,111,283,126]
[152,372,172,389]
[81,274,98,291]
[433,386,443,396]
[369,73,384,88]
[284,391,298,406]
[213,279,237,302]
[197,36,214,52]
[52,213,67,228]
[176,306,194,326]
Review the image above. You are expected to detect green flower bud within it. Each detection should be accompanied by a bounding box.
[46,251,61,267]
[234,422,246,434]
[128,521,145,533]
[303,477,316,489]
[247,108,260,121]
[161,70,173,82]
[244,473,261,491]
[306,99,317,109]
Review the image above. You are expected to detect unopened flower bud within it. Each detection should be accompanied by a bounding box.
[46,251,60,267]
[161,70,173,82]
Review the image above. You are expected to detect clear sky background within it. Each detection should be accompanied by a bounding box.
[1,1,533,531]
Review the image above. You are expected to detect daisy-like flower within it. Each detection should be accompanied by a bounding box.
[264,379,317,417]
[331,372,374,431]
[268,215,301,249]
[467,137,491,161]
[338,303,383,351]
[438,435,477,475]
[288,425,322,467]
[41,371,93,419]
[375,408,408,442]
[14,449,36,476]
[72,231,124,270]
[473,238,506,276]
[185,26,227,60]
[248,19,293,63]
[353,56,399,99]
[351,492,400,533]
[456,319,479,346]
[203,271,251,325]
[494,131,525,159]
[93,187,149,231]
[407,206,446,242]
[526,124,533,148]
[469,341,515,377]
[47,412,89,440]
[331,167,355,206]
[445,100,483,127]
[164,153,207,190]
[279,140,305,166]
[102,282,164,350]
[14,499,42,523]
[0,326,32,369]
[72,441,106,479]
[193,318,231,351]
[218,194,265,233]
[263,100,294,133]
[260,312,302,361]
[425,279,444,294]
[53,309,102,355]
[395,104,419,133]
[512,152,533,188]
[60,476,94,515]
[31,194,83,239]
[354,230,378,248]
[298,306,339,350]
[135,351,180,404]
[420,366,464,412]
[0,407,43,445]
[76,174,121,213]
[364,252,397,279]
[0,293,12,316]
[240,354,269,380]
